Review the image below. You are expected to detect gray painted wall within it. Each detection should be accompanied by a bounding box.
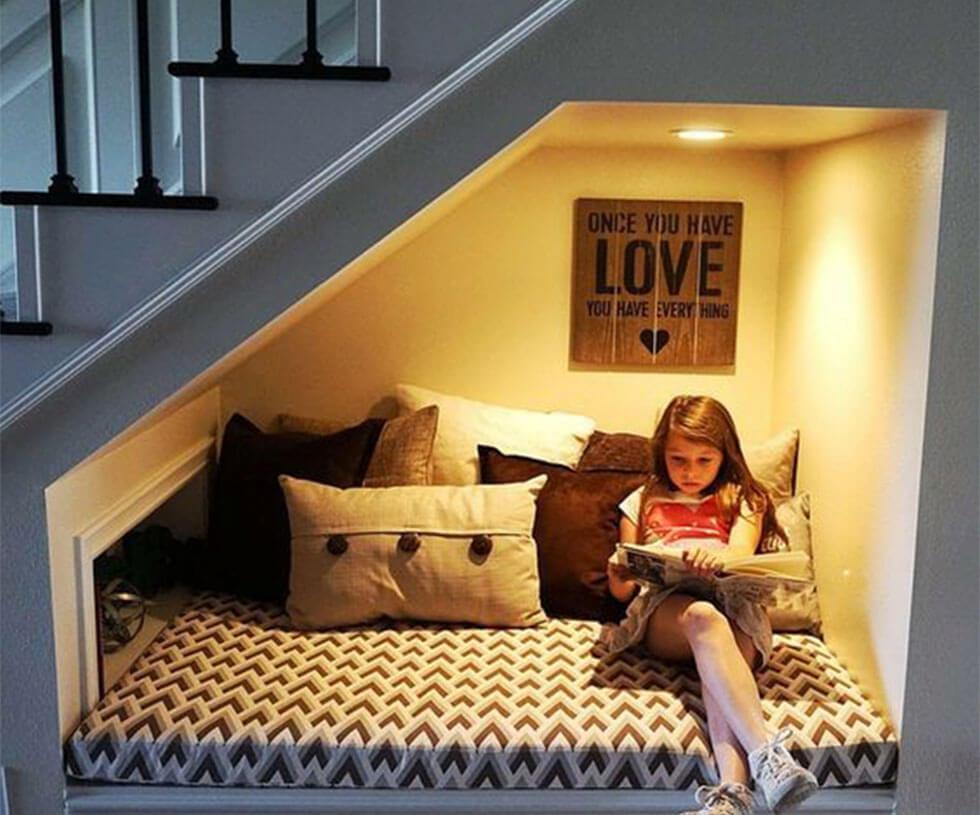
[1,2,977,814]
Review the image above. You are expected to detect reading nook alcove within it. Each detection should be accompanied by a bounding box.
[47,102,945,811]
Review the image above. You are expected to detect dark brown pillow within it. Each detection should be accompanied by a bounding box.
[577,430,652,473]
[580,428,802,497]
[478,446,646,621]
[279,405,438,487]
[206,413,384,603]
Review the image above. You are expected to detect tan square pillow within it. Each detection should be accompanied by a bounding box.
[766,492,823,633]
[279,474,548,629]
[744,428,799,499]
[395,383,596,485]
[279,405,438,486]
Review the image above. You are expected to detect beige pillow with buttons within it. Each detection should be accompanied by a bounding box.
[279,474,548,629]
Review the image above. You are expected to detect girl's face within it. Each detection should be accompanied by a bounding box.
[664,430,724,495]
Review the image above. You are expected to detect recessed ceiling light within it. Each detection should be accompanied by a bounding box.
[671,128,732,141]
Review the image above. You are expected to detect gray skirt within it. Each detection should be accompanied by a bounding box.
[600,578,774,671]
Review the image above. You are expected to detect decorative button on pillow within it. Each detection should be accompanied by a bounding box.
[279,474,548,629]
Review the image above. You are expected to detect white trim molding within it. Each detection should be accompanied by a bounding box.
[0,0,578,433]
[72,435,213,714]
[11,206,41,321]
[0,765,9,815]
[356,0,380,66]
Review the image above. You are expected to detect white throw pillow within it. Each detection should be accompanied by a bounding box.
[279,474,549,629]
[395,384,596,485]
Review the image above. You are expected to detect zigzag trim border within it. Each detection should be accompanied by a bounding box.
[65,735,898,790]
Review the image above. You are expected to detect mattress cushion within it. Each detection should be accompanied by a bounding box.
[65,592,897,789]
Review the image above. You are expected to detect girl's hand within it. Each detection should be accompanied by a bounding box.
[606,561,640,603]
[608,563,634,583]
[681,547,725,579]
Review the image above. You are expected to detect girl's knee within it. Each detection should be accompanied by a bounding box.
[679,601,727,635]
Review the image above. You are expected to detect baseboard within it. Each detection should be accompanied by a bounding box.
[65,782,896,814]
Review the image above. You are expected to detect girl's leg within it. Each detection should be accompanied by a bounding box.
[644,597,769,756]
[643,597,759,782]
[701,627,761,784]
[702,682,748,784]
[644,600,817,811]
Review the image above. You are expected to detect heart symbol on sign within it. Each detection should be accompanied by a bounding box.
[640,328,670,355]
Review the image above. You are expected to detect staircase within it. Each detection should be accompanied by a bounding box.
[0,0,563,430]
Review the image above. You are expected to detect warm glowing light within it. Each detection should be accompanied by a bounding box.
[671,128,732,141]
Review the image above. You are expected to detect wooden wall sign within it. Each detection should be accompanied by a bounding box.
[571,198,742,367]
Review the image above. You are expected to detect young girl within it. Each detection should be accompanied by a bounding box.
[604,395,817,815]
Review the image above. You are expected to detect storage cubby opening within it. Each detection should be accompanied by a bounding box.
[92,473,207,698]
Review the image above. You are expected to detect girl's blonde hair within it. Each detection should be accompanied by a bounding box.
[637,395,787,551]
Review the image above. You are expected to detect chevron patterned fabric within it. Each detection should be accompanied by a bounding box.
[65,592,897,789]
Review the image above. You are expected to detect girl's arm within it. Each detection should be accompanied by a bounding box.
[681,501,762,576]
[725,501,763,560]
[607,515,640,603]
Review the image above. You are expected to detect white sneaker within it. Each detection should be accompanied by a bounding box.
[678,782,754,815]
[748,728,819,812]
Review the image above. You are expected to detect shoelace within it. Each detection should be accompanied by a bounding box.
[754,727,800,784]
[693,782,752,813]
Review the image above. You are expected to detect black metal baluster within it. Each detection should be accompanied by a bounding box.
[47,0,79,195]
[1,0,218,209]
[301,0,323,68]
[133,0,162,198]
[216,0,238,66]
[169,0,389,80]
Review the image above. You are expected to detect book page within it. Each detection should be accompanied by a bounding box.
[617,543,812,586]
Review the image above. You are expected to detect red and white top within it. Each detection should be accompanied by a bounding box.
[619,486,731,550]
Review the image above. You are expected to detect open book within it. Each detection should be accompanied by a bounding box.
[614,542,812,602]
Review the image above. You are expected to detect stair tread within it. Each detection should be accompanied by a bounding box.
[168,62,390,81]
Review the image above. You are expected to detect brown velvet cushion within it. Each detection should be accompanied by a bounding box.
[479,446,646,621]
[578,431,652,472]
[207,414,384,603]
[579,428,800,496]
